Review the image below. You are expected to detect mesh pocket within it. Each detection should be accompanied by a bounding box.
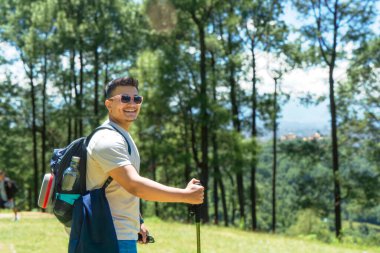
[53,198,73,227]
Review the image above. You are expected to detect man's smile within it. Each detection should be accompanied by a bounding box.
[124,109,137,112]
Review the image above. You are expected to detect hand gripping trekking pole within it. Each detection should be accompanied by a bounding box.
[190,183,202,253]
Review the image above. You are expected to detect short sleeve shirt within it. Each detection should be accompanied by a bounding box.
[86,120,140,240]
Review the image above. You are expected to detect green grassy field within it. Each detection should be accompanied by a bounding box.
[0,211,378,253]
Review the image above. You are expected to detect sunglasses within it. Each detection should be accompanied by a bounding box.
[110,94,143,104]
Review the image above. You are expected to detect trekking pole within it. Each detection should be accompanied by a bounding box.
[190,183,202,253]
[195,205,201,253]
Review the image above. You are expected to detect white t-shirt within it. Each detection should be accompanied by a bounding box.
[86,120,140,240]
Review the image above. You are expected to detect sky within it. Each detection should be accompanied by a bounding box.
[244,55,333,138]
[253,1,380,138]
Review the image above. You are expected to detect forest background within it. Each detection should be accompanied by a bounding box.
[0,0,379,247]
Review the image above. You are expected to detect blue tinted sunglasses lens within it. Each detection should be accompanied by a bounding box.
[134,95,142,104]
[120,95,131,103]
[120,95,142,104]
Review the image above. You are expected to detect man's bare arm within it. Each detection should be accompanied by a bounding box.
[108,165,204,204]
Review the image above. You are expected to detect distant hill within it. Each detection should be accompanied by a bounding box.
[257,99,330,140]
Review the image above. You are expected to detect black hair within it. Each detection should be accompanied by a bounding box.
[105,77,139,98]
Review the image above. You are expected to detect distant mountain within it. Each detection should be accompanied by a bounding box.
[278,120,330,137]
[258,99,331,140]
[258,120,330,141]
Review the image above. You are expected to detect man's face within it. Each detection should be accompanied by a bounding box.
[105,86,143,125]
[0,174,4,181]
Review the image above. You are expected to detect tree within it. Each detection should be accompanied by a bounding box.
[242,0,290,231]
[336,37,380,221]
[214,0,247,226]
[30,0,58,179]
[171,0,218,223]
[293,0,377,238]
[0,0,42,207]
[0,75,34,209]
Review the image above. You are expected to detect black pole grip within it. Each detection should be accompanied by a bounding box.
[189,182,202,223]
[138,233,155,243]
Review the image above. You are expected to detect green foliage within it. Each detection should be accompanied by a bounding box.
[0,77,34,209]
[0,0,378,247]
[341,222,380,247]
[287,209,333,243]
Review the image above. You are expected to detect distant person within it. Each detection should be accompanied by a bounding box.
[0,170,19,221]
[82,77,204,253]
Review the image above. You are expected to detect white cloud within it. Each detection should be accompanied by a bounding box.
[281,67,329,96]
[242,49,350,97]
[0,42,19,60]
[0,42,27,86]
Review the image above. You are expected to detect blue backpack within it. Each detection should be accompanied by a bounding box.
[50,123,131,227]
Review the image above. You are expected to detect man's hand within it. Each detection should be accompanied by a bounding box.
[138,223,149,244]
[185,178,204,205]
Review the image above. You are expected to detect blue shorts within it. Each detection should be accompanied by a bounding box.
[118,240,137,253]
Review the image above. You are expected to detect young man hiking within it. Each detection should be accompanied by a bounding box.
[85,77,204,253]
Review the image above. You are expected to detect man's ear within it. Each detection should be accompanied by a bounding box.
[105,99,112,111]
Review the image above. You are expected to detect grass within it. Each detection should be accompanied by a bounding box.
[0,211,67,253]
[0,211,379,253]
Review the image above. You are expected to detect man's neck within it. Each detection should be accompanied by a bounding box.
[108,117,132,132]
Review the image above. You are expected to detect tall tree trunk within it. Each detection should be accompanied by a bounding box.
[191,13,209,223]
[236,170,245,225]
[28,187,32,211]
[272,77,278,233]
[29,63,39,208]
[103,26,109,97]
[41,44,47,216]
[200,26,209,223]
[226,172,236,225]
[210,52,221,225]
[219,176,228,226]
[41,46,47,176]
[250,31,258,231]
[67,69,73,144]
[228,30,245,225]
[213,168,219,225]
[228,59,240,131]
[314,0,341,238]
[94,46,100,127]
[330,64,341,238]
[93,8,100,127]
[78,46,84,136]
[330,0,341,238]
[67,118,72,144]
[179,96,194,222]
[183,115,191,184]
[70,48,77,140]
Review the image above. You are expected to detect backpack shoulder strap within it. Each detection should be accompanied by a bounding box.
[86,123,131,156]
[86,123,132,189]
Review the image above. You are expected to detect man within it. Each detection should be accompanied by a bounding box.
[86,77,204,253]
[0,170,19,221]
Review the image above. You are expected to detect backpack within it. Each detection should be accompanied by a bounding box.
[38,123,131,227]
